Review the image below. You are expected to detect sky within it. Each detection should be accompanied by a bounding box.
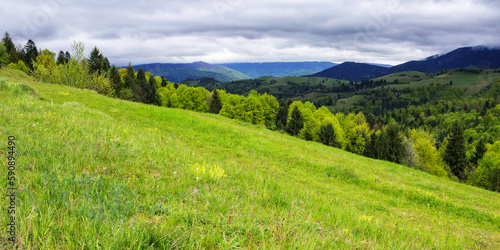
[1,0,499,66]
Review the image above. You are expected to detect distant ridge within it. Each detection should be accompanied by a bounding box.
[217,61,337,78]
[130,61,250,83]
[309,46,500,81]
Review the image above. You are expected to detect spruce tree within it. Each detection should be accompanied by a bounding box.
[276,99,289,129]
[160,77,168,87]
[56,51,66,64]
[318,123,340,148]
[148,75,160,105]
[88,46,104,74]
[2,32,15,63]
[286,106,303,136]
[24,39,38,70]
[444,121,467,181]
[385,121,403,163]
[107,66,122,95]
[64,51,71,63]
[364,132,377,158]
[209,89,222,114]
[472,138,487,166]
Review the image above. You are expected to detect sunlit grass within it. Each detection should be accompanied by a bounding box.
[1,67,499,249]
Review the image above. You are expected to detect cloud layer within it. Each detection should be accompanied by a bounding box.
[1,0,499,66]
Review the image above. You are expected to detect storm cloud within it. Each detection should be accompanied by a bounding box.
[1,0,499,66]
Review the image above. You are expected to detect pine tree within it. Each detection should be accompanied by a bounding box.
[276,99,289,129]
[148,75,160,105]
[209,89,222,114]
[64,51,71,63]
[124,63,135,89]
[364,132,377,158]
[444,121,467,181]
[385,122,403,163]
[286,106,303,136]
[88,46,104,74]
[56,51,66,64]
[160,77,168,87]
[1,32,15,63]
[472,137,487,166]
[318,123,340,148]
[107,66,122,95]
[136,67,150,104]
[24,39,38,70]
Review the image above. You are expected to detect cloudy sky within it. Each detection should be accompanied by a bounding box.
[1,0,499,66]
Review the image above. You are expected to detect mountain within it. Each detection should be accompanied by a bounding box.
[309,46,500,81]
[131,61,250,83]
[217,61,337,78]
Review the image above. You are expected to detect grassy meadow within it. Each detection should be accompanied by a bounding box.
[1,67,500,249]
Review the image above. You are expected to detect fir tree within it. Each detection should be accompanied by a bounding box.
[24,39,38,70]
[318,123,340,148]
[64,51,71,63]
[160,77,168,87]
[209,89,222,114]
[385,121,403,163]
[276,99,289,129]
[148,75,160,105]
[444,121,467,181]
[286,106,303,136]
[56,51,66,64]
[107,66,122,95]
[472,137,487,166]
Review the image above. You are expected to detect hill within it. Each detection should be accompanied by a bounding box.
[1,67,500,248]
[309,46,500,81]
[131,61,250,83]
[217,61,337,78]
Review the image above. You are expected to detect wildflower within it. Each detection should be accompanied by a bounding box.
[196,177,199,180]
[103,167,107,170]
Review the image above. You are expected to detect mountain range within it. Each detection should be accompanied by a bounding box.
[132,46,500,83]
[131,61,250,83]
[216,61,338,78]
[308,46,500,81]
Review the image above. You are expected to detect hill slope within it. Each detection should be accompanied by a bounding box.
[310,46,500,81]
[1,68,500,248]
[218,62,338,78]
[132,61,250,83]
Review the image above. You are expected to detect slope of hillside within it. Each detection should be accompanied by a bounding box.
[1,68,500,248]
[132,61,250,83]
[218,62,337,78]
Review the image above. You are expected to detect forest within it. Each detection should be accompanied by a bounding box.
[2,32,499,193]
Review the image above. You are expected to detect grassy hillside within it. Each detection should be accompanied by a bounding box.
[1,67,500,248]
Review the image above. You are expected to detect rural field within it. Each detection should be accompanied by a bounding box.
[1,67,500,249]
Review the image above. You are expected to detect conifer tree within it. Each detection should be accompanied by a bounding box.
[64,51,71,63]
[286,106,303,136]
[148,75,160,105]
[472,137,487,166]
[318,123,340,148]
[276,99,289,129]
[107,66,122,95]
[161,77,168,87]
[56,51,66,64]
[24,39,38,70]
[385,121,403,163]
[444,121,467,181]
[209,89,222,114]
[364,132,377,158]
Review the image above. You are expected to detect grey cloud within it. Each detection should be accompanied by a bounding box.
[0,0,498,66]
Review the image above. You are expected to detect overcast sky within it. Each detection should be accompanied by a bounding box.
[1,0,499,66]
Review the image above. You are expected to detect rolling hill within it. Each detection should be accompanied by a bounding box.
[309,46,500,81]
[1,67,500,248]
[217,61,338,78]
[131,61,251,83]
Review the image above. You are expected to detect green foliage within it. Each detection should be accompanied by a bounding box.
[8,60,30,75]
[444,121,468,181]
[410,129,448,177]
[468,141,500,192]
[384,122,403,163]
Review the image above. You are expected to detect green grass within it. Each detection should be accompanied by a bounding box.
[1,67,500,249]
